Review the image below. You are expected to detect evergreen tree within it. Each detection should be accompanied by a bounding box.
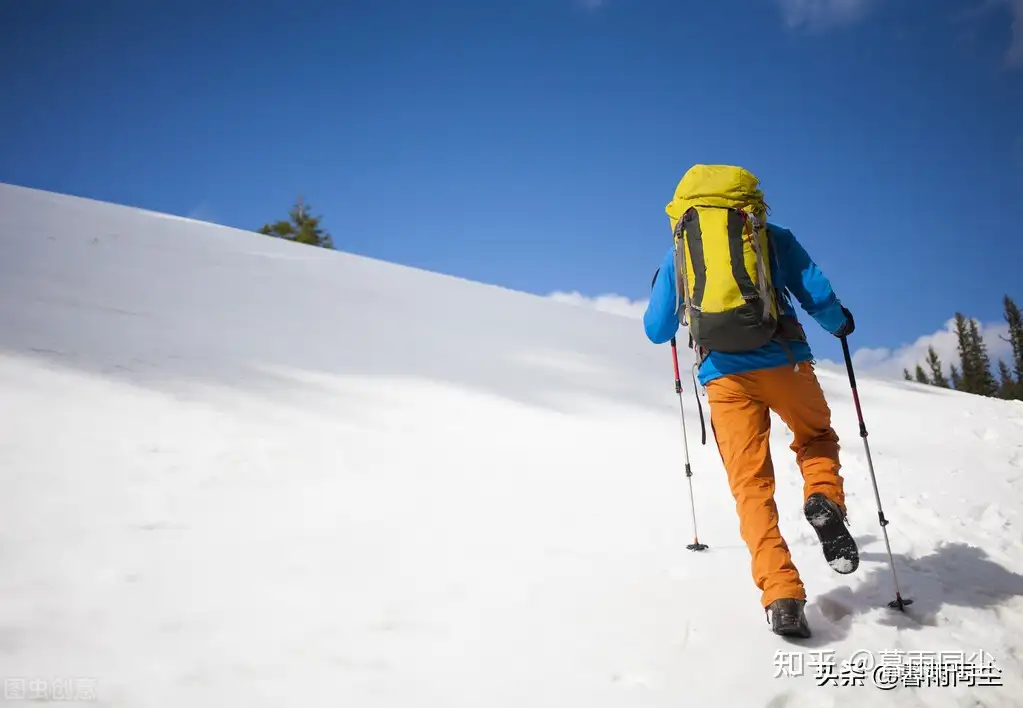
[997,360,1017,399]
[967,317,998,396]
[914,364,929,384]
[953,313,977,393]
[1002,295,1023,392]
[950,363,962,390]
[903,368,912,382]
[259,197,334,249]
[924,346,949,387]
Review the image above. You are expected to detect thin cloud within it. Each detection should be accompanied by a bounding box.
[777,0,1020,67]
[551,293,1015,387]
[843,316,1013,382]
[1004,0,1023,66]
[950,0,1023,67]
[777,0,878,30]
[547,291,647,319]
[576,0,606,11]
[186,202,216,224]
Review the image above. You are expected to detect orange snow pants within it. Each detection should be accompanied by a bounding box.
[706,361,845,608]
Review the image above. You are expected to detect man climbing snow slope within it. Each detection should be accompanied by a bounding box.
[643,164,857,638]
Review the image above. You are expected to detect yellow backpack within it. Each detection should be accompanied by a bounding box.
[665,164,780,355]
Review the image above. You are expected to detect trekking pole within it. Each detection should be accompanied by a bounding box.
[651,268,707,552]
[841,335,911,610]
[671,334,708,552]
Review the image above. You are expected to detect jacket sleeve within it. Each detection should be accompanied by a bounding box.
[643,246,680,344]
[772,226,849,335]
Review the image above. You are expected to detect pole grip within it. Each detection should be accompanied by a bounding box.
[670,337,682,387]
[841,335,857,390]
[841,335,868,437]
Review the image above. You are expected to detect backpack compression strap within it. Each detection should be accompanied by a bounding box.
[739,210,775,325]
[672,211,693,328]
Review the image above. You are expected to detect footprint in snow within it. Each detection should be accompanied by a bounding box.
[966,504,1013,532]
[814,596,854,624]
[765,691,792,708]
[611,672,652,689]
[764,689,829,708]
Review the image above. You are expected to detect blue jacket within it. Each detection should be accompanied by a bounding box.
[643,223,850,386]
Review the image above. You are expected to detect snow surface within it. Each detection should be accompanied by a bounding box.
[2,182,1023,707]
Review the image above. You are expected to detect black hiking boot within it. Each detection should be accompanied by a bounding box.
[766,598,811,638]
[804,492,859,574]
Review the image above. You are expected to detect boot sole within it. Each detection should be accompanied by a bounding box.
[804,494,859,574]
[774,621,812,639]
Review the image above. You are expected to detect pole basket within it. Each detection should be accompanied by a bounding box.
[888,594,913,611]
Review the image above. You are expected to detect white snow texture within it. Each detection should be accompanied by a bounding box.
[1,182,1023,706]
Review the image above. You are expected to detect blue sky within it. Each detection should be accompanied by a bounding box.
[1,0,1021,377]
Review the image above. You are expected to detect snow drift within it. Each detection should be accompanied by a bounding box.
[1,182,1022,707]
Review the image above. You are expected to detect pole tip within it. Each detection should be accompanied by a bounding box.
[687,542,709,551]
[887,596,913,611]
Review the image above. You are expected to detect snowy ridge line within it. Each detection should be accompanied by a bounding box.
[0,183,1021,707]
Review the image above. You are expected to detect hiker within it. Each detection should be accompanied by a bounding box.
[643,164,857,638]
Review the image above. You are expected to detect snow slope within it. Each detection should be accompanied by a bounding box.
[2,182,1023,707]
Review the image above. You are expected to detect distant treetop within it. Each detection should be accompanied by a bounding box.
[258,197,333,250]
